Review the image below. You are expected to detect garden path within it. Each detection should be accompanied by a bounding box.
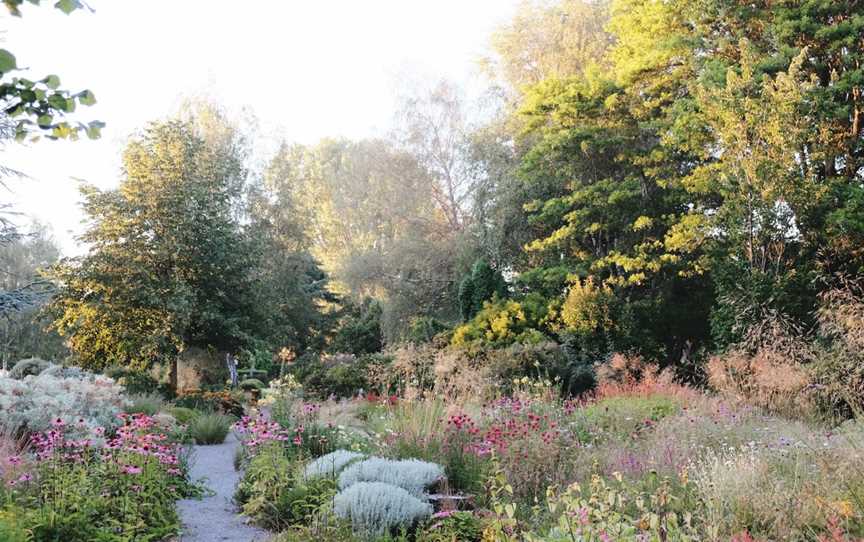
[177,432,270,542]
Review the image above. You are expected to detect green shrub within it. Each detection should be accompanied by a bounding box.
[451,293,551,348]
[459,259,508,321]
[273,519,356,542]
[577,395,679,443]
[300,354,379,399]
[274,476,338,528]
[239,378,266,391]
[331,299,384,356]
[104,366,172,398]
[125,393,166,416]
[236,442,295,529]
[406,317,449,344]
[237,448,338,531]
[0,508,28,542]
[8,357,52,379]
[167,406,199,425]
[173,390,244,417]
[418,511,484,542]
[189,413,232,445]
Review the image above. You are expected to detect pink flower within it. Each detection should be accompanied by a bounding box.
[121,465,142,475]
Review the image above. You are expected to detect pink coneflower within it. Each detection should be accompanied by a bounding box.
[121,465,142,475]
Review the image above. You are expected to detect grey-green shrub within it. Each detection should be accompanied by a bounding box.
[189,413,232,445]
[304,449,366,479]
[40,365,91,380]
[338,457,444,497]
[0,372,126,438]
[9,358,52,379]
[333,481,432,536]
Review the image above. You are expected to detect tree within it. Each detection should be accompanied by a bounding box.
[458,259,508,321]
[483,0,613,94]
[267,138,462,341]
[0,221,66,366]
[330,299,384,356]
[1,0,103,141]
[246,145,335,353]
[395,80,479,233]
[47,111,261,379]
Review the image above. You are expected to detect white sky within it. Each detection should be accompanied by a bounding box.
[1,0,518,254]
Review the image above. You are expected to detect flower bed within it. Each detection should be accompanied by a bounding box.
[0,412,199,540]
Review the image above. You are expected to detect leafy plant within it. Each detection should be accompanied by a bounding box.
[418,511,484,542]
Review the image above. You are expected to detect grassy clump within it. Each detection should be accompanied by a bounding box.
[125,393,166,416]
[189,413,232,445]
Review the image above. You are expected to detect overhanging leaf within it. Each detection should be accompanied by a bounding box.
[0,49,17,73]
[78,89,96,106]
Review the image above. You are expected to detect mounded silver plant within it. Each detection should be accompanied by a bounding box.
[333,481,433,536]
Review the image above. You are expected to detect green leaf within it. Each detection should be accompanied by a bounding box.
[54,0,80,15]
[0,49,17,73]
[78,89,96,106]
[52,124,73,139]
[44,74,61,89]
[37,114,52,127]
[85,120,104,139]
[47,93,67,110]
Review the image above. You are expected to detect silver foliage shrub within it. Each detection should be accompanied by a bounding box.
[304,449,366,479]
[8,358,52,379]
[337,457,444,496]
[0,371,126,438]
[333,481,433,536]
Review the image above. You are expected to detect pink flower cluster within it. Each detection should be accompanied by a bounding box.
[301,403,321,416]
[443,405,562,458]
[22,413,185,484]
[234,415,290,450]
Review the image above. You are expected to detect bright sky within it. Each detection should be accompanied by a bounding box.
[1,0,518,254]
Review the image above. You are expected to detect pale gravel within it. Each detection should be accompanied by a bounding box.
[177,432,271,542]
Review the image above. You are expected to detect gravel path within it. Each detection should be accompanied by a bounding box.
[177,432,270,542]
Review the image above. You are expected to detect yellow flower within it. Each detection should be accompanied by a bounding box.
[832,500,854,519]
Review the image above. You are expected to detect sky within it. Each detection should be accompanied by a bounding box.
[1,0,519,255]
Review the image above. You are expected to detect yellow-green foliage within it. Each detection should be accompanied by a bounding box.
[560,277,616,335]
[451,293,552,348]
